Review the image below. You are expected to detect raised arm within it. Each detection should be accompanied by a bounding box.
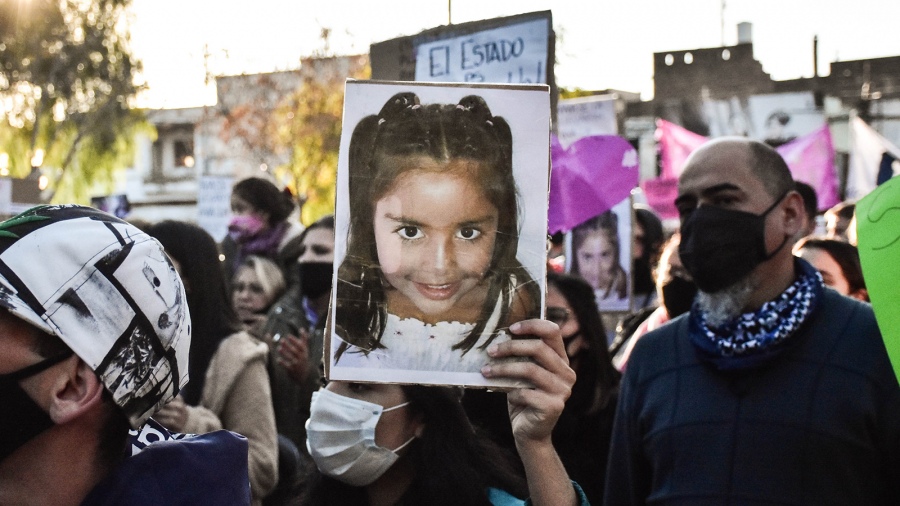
[482,319,583,506]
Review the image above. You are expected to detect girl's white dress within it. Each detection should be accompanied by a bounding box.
[337,287,518,373]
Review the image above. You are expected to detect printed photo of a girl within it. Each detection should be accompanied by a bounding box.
[328,81,550,387]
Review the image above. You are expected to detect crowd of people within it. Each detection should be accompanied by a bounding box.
[2,135,899,506]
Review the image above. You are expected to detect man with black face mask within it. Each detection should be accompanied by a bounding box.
[605,139,900,506]
[259,214,335,502]
[0,205,250,506]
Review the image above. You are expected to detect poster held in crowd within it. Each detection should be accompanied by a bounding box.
[565,197,633,313]
[414,18,549,85]
[856,175,900,382]
[556,95,618,147]
[197,175,234,242]
[326,80,550,388]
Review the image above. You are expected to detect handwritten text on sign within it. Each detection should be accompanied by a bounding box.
[557,95,619,147]
[197,175,234,243]
[415,19,549,84]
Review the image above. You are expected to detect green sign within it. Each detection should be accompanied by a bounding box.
[857,175,900,383]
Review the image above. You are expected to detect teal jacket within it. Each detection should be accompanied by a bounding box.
[489,482,591,505]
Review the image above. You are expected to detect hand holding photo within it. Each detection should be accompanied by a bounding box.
[328,81,550,387]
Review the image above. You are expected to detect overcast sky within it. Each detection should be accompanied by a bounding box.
[129,0,900,109]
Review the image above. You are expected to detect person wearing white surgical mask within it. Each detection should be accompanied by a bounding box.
[303,320,590,506]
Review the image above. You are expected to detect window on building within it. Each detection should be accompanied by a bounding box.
[174,139,195,168]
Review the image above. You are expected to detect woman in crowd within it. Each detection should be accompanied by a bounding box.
[232,255,287,335]
[262,215,335,443]
[794,237,869,301]
[545,272,621,505]
[150,221,279,506]
[824,200,855,242]
[259,215,337,505]
[223,177,303,281]
[302,320,588,506]
[612,234,697,371]
[631,205,664,310]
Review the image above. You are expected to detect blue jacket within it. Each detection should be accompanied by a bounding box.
[489,482,591,505]
[604,288,900,505]
[81,420,251,505]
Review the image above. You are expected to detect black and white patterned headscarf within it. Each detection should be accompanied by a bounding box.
[689,258,824,371]
[0,205,191,427]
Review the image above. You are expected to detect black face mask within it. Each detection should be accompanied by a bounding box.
[678,194,789,293]
[0,351,72,463]
[299,262,334,299]
[661,276,698,317]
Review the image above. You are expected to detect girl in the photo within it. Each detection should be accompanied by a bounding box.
[571,211,628,309]
[334,92,541,371]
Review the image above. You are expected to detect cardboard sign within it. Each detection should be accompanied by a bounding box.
[197,175,234,243]
[556,95,618,147]
[414,18,550,84]
[327,80,550,387]
[856,175,900,383]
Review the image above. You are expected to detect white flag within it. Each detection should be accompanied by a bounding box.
[847,116,900,200]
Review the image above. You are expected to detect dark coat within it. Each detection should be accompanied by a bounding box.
[605,288,900,506]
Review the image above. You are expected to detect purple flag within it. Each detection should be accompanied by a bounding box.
[549,135,640,234]
[776,124,838,211]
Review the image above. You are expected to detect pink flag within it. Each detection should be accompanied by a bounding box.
[642,119,708,219]
[641,177,680,220]
[657,119,708,179]
[775,124,838,211]
[548,135,640,234]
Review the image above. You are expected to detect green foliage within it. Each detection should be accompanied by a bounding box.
[559,87,599,100]
[217,55,369,226]
[271,56,369,225]
[0,0,147,202]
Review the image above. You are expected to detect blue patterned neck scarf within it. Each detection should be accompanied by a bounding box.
[689,259,824,371]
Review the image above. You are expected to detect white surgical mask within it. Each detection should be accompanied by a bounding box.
[306,388,415,486]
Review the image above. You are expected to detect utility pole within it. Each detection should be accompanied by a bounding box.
[448,0,452,25]
[720,0,726,46]
[813,35,819,78]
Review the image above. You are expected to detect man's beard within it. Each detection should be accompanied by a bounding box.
[696,274,758,327]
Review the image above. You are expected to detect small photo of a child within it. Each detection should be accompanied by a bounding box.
[327,80,550,387]
[567,199,632,312]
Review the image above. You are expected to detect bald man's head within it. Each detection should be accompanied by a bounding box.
[681,138,794,200]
